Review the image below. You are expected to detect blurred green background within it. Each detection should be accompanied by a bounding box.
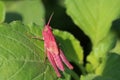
[1,0,120,80]
[3,0,92,76]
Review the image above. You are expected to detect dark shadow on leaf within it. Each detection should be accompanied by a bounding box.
[5,12,22,23]
[111,18,120,39]
[100,53,120,80]
[93,76,113,80]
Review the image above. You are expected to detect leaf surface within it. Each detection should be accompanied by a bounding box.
[0,21,71,80]
[65,0,120,45]
[5,0,45,26]
[0,1,5,23]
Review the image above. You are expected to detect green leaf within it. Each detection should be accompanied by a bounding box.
[54,30,83,65]
[95,53,120,80]
[0,1,5,23]
[80,74,97,80]
[53,30,84,79]
[5,0,45,26]
[86,32,116,71]
[0,21,71,80]
[111,40,120,54]
[65,0,120,45]
[0,21,45,80]
[80,74,112,80]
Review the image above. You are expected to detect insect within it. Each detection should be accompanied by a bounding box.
[35,13,73,77]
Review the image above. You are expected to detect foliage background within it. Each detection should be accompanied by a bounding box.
[0,0,120,80]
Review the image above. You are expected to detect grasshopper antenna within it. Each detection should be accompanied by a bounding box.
[47,12,54,26]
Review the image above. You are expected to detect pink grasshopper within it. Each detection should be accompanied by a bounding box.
[38,13,73,77]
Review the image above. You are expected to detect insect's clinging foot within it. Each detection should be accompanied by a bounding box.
[31,36,44,41]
